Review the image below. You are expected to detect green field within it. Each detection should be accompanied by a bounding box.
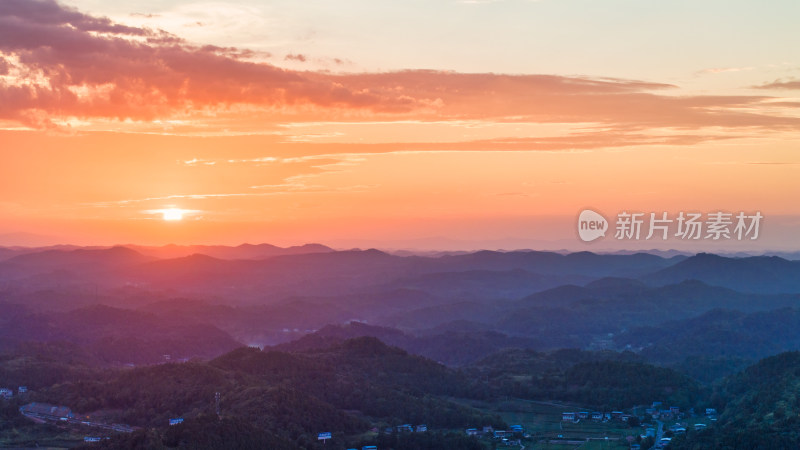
[532,444,580,450]
[454,397,645,449]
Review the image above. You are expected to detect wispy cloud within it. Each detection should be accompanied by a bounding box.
[86,152,375,210]
[696,67,754,75]
[224,157,279,164]
[87,183,377,209]
[182,158,216,166]
[754,79,800,90]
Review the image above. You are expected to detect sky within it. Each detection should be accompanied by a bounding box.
[1,0,799,251]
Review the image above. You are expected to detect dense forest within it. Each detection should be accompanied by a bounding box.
[5,333,800,448]
[6,338,504,449]
[467,350,704,409]
[671,352,800,449]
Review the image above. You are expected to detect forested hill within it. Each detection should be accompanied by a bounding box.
[33,338,503,449]
[671,351,800,449]
[465,348,703,410]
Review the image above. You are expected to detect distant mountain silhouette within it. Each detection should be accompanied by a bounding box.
[434,250,677,277]
[129,242,334,260]
[383,268,591,299]
[641,252,800,293]
[5,245,153,269]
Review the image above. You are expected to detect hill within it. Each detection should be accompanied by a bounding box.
[0,305,241,364]
[274,321,541,366]
[37,338,504,449]
[465,348,701,410]
[619,308,800,359]
[670,352,800,449]
[495,279,800,349]
[642,253,800,294]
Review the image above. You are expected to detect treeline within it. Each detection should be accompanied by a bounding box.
[0,341,102,389]
[619,307,800,367]
[467,349,702,410]
[37,337,504,448]
[82,415,492,450]
[17,336,800,449]
[80,415,297,450]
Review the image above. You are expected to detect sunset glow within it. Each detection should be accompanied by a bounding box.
[1,0,799,251]
[162,209,184,222]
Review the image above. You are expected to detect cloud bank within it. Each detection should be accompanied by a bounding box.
[0,0,798,132]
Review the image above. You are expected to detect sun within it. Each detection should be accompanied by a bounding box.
[162,208,184,221]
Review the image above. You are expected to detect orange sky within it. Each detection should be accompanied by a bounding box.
[1,1,799,251]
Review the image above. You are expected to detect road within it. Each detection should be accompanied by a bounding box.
[21,411,136,433]
[649,420,664,449]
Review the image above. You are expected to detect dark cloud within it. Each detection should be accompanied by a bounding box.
[0,0,146,35]
[0,0,406,126]
[285,53,307,62]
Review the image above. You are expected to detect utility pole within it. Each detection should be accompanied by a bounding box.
[215,392,221,419]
